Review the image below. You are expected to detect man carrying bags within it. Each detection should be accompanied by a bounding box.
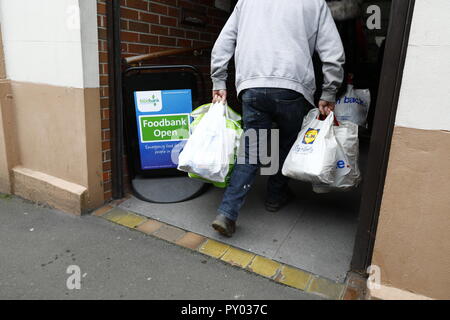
[210,0,345,237]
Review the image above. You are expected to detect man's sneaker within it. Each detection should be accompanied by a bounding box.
[265,189,296,212]
[212,214,236,238]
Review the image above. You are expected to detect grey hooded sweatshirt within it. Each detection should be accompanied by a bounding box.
[211,0,345,105]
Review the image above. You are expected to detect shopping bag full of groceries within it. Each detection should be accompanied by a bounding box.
[177,102,242,188]
[282,108,361,192]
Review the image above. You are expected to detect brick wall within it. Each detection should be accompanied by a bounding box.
[97,0,234,201]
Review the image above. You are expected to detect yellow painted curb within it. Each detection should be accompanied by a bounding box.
[221,247,255,268]
[306,276,345,300]
[198,239,230,259]
[276,265,313,291]
[102,208,129,223]
[116,213,148,229]
[97,207,348,299]
[247,255,281,279]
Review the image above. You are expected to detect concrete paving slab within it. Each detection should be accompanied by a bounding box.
[274,187,360,282]
[120,175,305,259]
[0,196,321,300]
[120,175,360,283]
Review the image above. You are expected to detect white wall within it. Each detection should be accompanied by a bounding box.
[395,0,450,131]
[0,0,99,89]
[79,0,100,89]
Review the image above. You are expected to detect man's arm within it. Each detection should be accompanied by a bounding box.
[315,1,345,114]
[211,5,240,102]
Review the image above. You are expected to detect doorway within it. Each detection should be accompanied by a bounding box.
[108,0,416,283]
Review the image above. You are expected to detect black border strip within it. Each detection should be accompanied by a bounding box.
[107,0,124,199]
[351,0,416,271]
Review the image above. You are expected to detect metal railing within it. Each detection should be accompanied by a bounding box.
[123,45,212,66]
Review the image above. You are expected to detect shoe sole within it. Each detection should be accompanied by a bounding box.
[212,221,234,238]
[265,195,294,213]
[266,198,292,212]
[265,205,281,212]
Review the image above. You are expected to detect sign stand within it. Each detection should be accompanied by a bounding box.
[123,65,207,203]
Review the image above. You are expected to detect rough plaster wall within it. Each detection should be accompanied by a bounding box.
[0,0,103,210]
[373,0,450,300]
[394,0,450,131]
[0,0,85,88]
[373,127,450,299]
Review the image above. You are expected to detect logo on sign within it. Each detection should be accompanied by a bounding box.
[136,91,163,112]
[302,129,320,145]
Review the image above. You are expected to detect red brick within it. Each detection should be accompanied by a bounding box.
[139,34,158,44]
[150,45,173,52]
[159,36,176,46]
[160,16,177,27]
[98,28,107,40]
[167,7,180,17]
[139,12,159,24]
[102,140,111,151]
[100,98,110,108]
[103,161,112,172]
[129,21,149,33]
[102,108,110,120]
[121,31,139,42]
[103,150,111,162]
[154,0,177,6]
[177,39,192,47]
[168,28,184,37]
[151,24,169,36]
[101,119,110,129]
[128,43,149,54]
[102,130,111,141]
[121,8,139,20]
[97,2,106,15]
[150,3,168,15]
[126,0,148,11]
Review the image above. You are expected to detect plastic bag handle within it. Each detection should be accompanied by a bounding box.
[318,113,340,126]
[214,101,229,118]
[224,101,229,119]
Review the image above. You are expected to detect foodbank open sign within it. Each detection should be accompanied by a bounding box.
[134,89,192,170]
[139,115,190,142]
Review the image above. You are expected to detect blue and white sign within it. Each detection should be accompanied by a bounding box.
[134,89,192,170]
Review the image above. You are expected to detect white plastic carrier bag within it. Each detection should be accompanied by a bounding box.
[282,109,338,184]
[177,102,242,186]
[312,119,361,193]
[334,84,371,127]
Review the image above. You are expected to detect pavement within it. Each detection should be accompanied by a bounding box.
[121,175,360,283]
[0,195,321,300]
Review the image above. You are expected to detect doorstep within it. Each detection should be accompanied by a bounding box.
[118,176,360,283]
[93,198,367,300]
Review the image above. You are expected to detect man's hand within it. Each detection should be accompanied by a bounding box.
[212,90,227,104]
[318,100,336,116]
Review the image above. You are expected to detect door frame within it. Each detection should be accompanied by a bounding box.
[106,0,417,272]
[351,0,416,272]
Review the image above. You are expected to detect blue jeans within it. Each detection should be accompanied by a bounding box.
[218,88,312,221]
